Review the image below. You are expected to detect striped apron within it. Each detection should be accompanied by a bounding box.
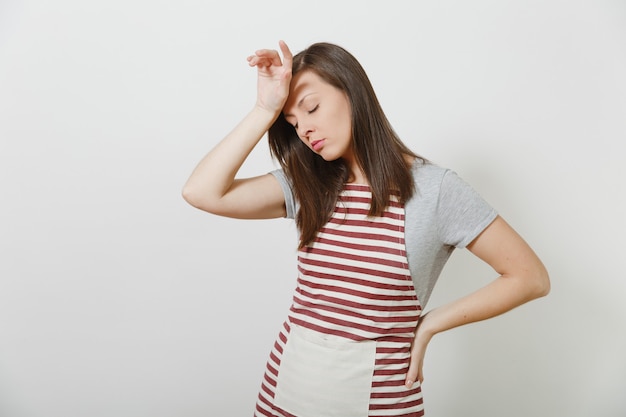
[255,184,424,417]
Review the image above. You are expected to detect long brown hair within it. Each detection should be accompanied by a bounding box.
[269,42,424,248]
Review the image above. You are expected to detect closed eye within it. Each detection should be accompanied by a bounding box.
[288,104,318,130]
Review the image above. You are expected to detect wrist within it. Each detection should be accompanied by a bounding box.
[415,312,437,342]
[249,105,281,129]
[253,102,282,121]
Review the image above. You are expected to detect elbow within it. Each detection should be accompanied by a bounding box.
[539,270,551,297]
[181,183,210,212]
[181,183,226,216]
[181,184,199,207]
[530,263,551,299]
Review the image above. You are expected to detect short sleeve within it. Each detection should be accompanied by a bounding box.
[270,169,297,219]
[436,170,498,248]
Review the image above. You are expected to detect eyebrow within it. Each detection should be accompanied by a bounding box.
[283,93,314,118]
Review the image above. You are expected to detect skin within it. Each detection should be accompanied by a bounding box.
[283,71,362,182]
[182,40,550,390]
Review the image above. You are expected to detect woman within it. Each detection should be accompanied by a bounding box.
[182,40,550,417]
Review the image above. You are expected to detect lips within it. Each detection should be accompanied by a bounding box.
[311,139,325,151]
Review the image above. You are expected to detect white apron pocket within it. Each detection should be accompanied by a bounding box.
[274,324,376,417]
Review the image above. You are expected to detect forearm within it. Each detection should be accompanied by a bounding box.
[182,106,278,205]
[418,271,549,341]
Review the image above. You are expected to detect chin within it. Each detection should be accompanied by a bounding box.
[315,148,343,162]
[318,153,341,162]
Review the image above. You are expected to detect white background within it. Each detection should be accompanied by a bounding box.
[1,1,625,416]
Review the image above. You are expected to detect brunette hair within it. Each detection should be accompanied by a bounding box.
[269,42,424,248]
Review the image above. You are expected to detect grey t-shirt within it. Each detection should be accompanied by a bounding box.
[270,160,498,308]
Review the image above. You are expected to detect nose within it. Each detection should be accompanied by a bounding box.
[297,123,314,140]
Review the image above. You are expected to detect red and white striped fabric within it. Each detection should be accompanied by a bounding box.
[255,184,424,417]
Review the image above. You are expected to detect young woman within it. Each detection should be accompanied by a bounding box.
[182,40,550,417]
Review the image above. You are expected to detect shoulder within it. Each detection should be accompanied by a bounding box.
[411,159,482,194]
[409,159,450,194]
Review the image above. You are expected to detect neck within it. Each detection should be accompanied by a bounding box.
[344,158,367,185]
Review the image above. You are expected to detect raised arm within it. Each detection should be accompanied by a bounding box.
[405,215,550,387]
[182,41,293,219]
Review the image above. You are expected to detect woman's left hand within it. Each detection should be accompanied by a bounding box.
[405,316,433,388]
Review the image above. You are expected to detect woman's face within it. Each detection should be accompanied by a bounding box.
[283,70,353,162]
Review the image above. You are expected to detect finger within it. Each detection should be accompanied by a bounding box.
[255,48,283,67]
[405,364,419,388]
[247,55,275,68]
[278,40,293,68]
[405,351,424,388]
